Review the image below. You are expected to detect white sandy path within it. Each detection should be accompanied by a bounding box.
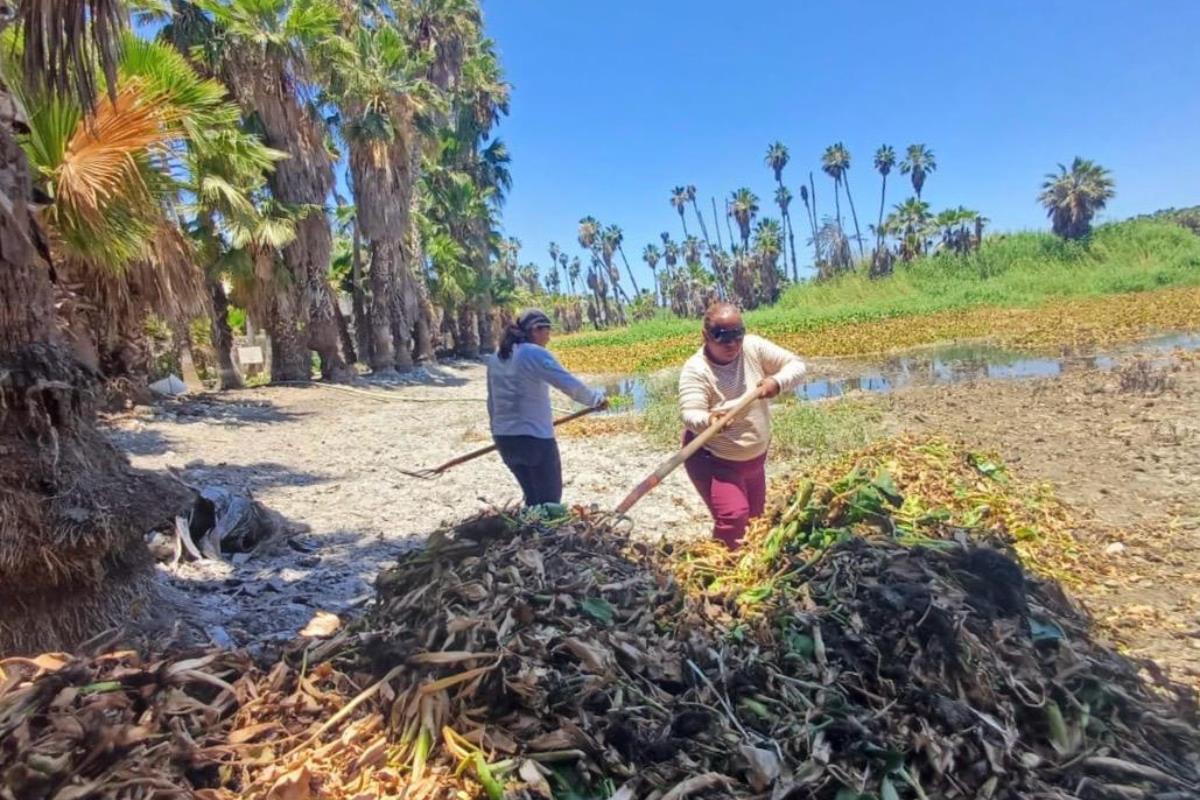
[106,361,745,651]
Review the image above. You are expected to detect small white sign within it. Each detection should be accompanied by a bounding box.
[237,346,265,365]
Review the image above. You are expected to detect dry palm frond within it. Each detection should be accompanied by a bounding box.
[53,81,176,227]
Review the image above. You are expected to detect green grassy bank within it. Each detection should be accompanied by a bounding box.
[554,220,1200,374]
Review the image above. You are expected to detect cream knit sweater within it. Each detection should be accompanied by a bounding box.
[678,335,807,461]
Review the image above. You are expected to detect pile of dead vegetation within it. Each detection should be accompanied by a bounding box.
[2,440,1198,800]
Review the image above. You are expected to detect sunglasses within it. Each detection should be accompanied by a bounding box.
[707,326,745,344]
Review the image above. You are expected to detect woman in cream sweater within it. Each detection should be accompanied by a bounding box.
[678,303,806,548]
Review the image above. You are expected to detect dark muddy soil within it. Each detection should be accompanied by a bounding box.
[883,351,1200,685]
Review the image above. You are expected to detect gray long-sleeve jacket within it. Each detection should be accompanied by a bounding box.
[486,344,605,438]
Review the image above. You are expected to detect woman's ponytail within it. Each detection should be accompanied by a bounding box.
[498,323,527,360]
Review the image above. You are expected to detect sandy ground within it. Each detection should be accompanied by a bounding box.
[105,362,720,653]
[104,349,1200,686]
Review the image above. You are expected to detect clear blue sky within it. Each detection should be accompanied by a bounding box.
[482,0,1200,286]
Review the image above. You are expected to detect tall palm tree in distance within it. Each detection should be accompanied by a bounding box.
[568,256,581,295]
[670,186,690,238]
[728,188,760,250]
[873,145,896,256]
[900,144,937,200]
[577,216,600,252]
[820,145,846,235]
[1038,158,1115,240]
[822,142,864,257]
[765,141,796,279]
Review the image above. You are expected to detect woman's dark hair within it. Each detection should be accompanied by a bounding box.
[498,309,552,360]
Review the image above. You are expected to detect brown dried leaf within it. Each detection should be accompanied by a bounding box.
[266,765,312,800]
[562,638,616,675]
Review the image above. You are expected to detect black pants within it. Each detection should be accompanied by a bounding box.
[494,435,562,506]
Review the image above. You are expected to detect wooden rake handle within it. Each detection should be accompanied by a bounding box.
[415,404,603,477]
[615,389,762,515]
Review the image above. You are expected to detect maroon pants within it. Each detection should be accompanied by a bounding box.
[682,431,767,549]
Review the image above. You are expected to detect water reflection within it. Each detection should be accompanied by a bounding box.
[598,332,1200,410]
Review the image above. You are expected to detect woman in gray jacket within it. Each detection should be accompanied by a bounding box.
[486,309,607,506]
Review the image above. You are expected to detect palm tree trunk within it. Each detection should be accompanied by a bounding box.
[690,198,713,254]
[390,263,416,370]
[206,274,244,390]
[808,172,820,236]
[267,285,311,382]
[368,240,398,374]
[475,294,495,356]
[711,196,725,250]
[876,174,888,255]
[351,220,371,364]
[678,210,689,239]
[724,212,736,253]
[785,210,799,283]
[844,178,865,258]
[616,244,642,295]
[333,295,356,365]
[832,178,843,233]
[455,304,479,357]
[0,108,191,654]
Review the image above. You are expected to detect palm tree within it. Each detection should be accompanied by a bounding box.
[548,241,561,278]
[764,141,798,281]
[661,235,680,308]
[567,256,581,295]
[1038,158,1116,240]
[670,185,690,238]
[606,224,642,295]
[822,142,864,258]
[885,197,935,261]
[642,243,662,305]
[765,141,789,183]
[814,219,853,278]
[873,145,896,256]
[198,0,353,381]
[821,145,845,232]
[17,34,239,388]
[578,215,601,252]
[434,38,511,357]
[330,18,433,374]
[900,144,937,200]
[0,0,198,654]
[728,188,759,250]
